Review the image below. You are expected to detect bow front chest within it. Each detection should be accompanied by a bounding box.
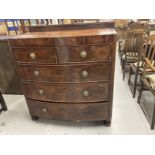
[9,28,116,125]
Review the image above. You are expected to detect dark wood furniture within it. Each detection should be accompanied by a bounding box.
[2,28,116,124]
[137,51,155,129]
[128,35,155,98]
[121,29,145,80]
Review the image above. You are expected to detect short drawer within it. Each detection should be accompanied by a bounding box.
[17,63,110,82]
[22,82,109,102]
[12,48,57,64]
[57,44,111,63]
[27,99,109,121]
[9,38,55,47]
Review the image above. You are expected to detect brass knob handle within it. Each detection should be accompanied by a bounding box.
[42,108,47,113]
[80,51,87,58]
[81,71,88,78]
[100,84,104,87]
[33,70,39,77]
[29,52,36,60]
[83,90,89,97]
[38,89,44,95]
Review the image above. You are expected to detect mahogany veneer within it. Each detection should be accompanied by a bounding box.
[7,28,116,125]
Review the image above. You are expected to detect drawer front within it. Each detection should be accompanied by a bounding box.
[27,99,109,121]
[9,38,55,47]
[57,44,111,63]
[17,63,110,82]
[55,35,113,46]
[22,82,109,102]
[12,48,57,63]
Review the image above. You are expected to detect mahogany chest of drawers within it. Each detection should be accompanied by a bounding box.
[8,28,116,125]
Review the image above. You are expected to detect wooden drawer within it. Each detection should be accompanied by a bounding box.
[22,82,109,102]
[12,47,57,64]
[55,35,113,46]
[17,62,111,82]
[9,38,55,47]
[57,44,111,63]
[27,99,109,121]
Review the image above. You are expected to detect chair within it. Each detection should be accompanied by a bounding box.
[137,49,155,129]
[122,29,145,80]
[0,89,7,113]
[119,22,149,62]
[128,35,155,98]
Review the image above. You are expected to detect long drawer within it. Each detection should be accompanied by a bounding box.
[9,35,113,47]
[17,62,111,82]
[12,47,57,64]
[57,44,112,63]
[22,82,109,102]
[27,99,109,121]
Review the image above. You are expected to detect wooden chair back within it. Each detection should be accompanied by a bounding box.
[20,19,53,33]
[124,29,145,57]
[128,22,148,30]
[5,19,18,35]
[143,35,155,58]
[128,22,150,35]
[143,35,155,71]
[4,19,53,35]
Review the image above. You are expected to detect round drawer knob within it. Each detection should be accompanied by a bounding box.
[100,84,104,87]
[29,52,36,60]
[80,51,87,58]
[42,108,47,113]
[83,90,89,97]
[33,70,39,77]
[81,70,88,78]
[38,89,44,95]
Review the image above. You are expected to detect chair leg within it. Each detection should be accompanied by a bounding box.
[150,96,155,130]
[0,91,7,111]
[123,69,126,81]
[123,61,126,80]
[128,65,132,84]
[137,79,143,104]
[121,57,123,67]
[118,43,121,57]
[119,50,123,60]
[133,69,139,98]
[121,59,124,70]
